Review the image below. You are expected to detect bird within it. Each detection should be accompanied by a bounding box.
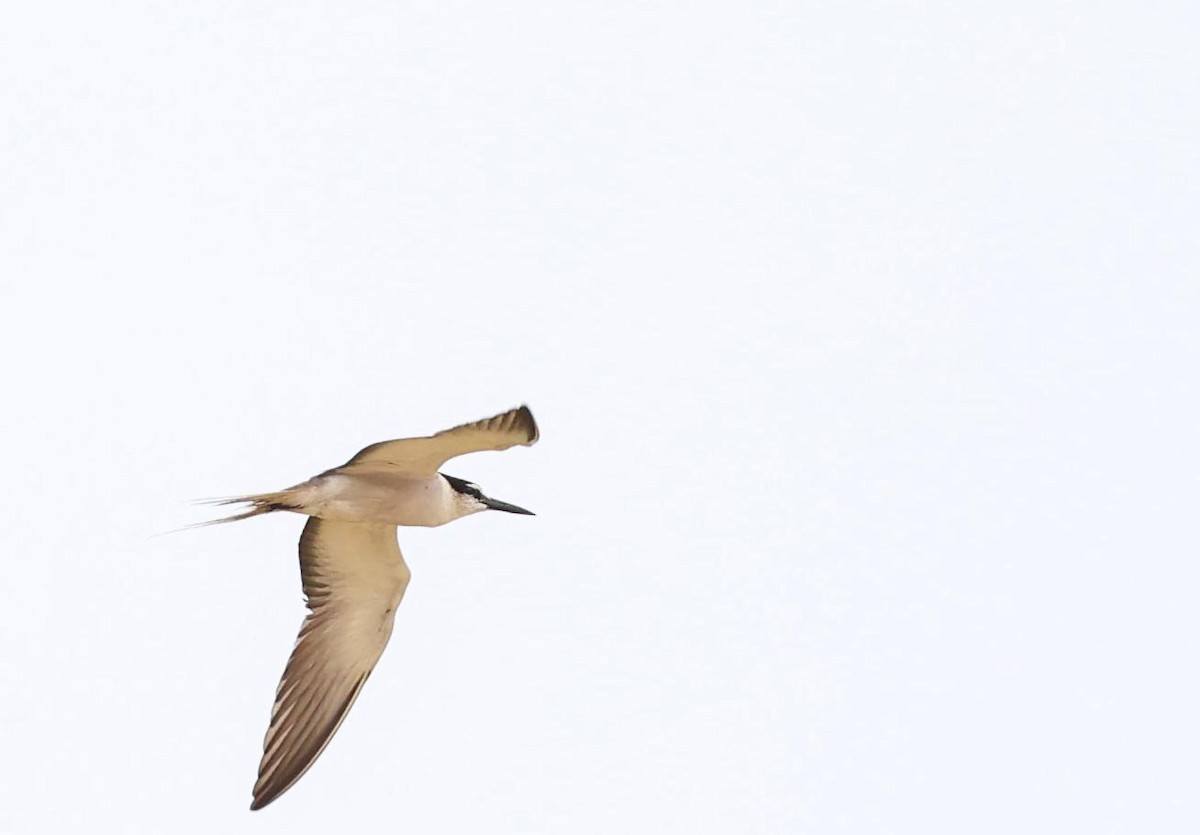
[202,405,539,810]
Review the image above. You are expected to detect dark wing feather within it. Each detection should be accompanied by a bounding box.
[250,518,410,810]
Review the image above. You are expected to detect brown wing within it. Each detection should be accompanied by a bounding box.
[250,518,411,810]
[341,405,539,474]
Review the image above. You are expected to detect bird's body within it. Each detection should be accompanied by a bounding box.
[204,405,539,810]
[260,470,471,526]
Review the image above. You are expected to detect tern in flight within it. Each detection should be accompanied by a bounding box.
[203,406,539,810]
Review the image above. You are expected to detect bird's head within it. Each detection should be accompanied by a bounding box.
[442,474,534,517]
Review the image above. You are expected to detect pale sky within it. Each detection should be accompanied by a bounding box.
[2,2,1198,833]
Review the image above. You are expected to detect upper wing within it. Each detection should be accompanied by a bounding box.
[250,518,411,810]
[340,405,539,474]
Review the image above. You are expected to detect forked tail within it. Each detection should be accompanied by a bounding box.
[192,491,297,527]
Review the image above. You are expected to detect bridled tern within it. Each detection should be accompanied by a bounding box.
[203,405,539,810]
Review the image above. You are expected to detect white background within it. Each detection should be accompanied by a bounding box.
[2,2,1198,832]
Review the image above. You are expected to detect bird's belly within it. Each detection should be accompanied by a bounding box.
[303,473,451,526]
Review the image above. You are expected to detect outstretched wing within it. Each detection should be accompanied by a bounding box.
[251,518,411,810]
[341,405,539,474]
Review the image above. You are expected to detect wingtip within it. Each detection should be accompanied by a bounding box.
[516,404,540,445]
[250,786,277,811]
